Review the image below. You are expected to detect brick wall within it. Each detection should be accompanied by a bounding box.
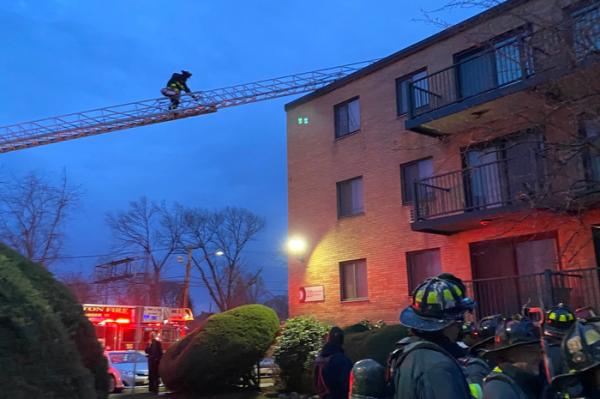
[286,0,598,326]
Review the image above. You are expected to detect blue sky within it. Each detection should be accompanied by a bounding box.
[0,0,481,312]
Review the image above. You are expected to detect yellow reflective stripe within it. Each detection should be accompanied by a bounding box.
[443,289,453,301]
[427,291,438,304]
[415,289,424,302]
[549,312,557,320]
[493,366,502,373]
[559,314,568,322]
[469,383,483,399]
[568,313,575,321]
[452,285,462,296]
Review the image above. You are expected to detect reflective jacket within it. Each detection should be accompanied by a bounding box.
[389,337,473,399]
[483,364,544,399]
[166,73,191,93]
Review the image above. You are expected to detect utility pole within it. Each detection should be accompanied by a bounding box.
[182,247,192,309]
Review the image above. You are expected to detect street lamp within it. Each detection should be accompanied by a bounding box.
[286,236,308,261]
[215,249,225,256]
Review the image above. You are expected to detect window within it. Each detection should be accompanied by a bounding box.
[396,69,429,115]
[334,97,360,138]
[406,249,441,293]
[581,117,600,181]
[340,259,368,301]
[337,177,364,217]
[464,130,543,209]
[572,3,600,59]
[401,158,433,204]
[455,29,533,99]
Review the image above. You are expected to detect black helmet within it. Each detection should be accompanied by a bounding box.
[551,317,600,387]
[482,316,540,361]
[181,70,192,78]
[400,274,475,332]
[469,314,503,355]
[350,359,388,399]
[545,304,575,338]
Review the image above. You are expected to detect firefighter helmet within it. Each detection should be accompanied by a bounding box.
[481,316,540,362]
[400,275,475,332]
[545,304,576,338]
[350,359,388,399]
[181,70,192,78]
[469,314,503,355]
[551,317,600,387]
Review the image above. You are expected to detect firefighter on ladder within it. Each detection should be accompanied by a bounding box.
[161,70,199,110]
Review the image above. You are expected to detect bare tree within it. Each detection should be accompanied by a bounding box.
[230,273,268,308]
[160,280,194,312]
[60,272,98,303]
[0,170,79,267]
[106,197,184,305]
[182,207,265,312]
[263,294,289,320]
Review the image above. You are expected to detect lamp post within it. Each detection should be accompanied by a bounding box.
[286,236,308,262]
[181,247,193,309]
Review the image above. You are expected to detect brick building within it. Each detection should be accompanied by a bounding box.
[286,0,600,325]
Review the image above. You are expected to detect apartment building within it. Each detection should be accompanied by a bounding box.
[286,0,600,325]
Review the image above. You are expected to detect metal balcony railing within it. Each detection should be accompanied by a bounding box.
[413,157,544,221]
[407,7,600,118]
[463,267,600,319]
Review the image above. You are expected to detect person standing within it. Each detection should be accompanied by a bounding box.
[389,274,478,399]
[145,332,163,394]
[314,326,353,399]
[161,70,198,110]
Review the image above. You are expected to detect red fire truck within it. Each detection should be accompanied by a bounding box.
[83,304,193,350]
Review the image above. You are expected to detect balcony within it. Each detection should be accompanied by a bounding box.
[411,156,545,234]
[411,146,600,234]
[405,10,600,136]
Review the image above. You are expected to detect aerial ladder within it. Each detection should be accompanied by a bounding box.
[0,60,378,154]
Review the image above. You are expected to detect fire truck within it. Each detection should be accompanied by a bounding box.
[83,304,193,350]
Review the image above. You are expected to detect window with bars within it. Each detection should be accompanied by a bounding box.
[337,176,364,218]
[396,69,429,115]
[340,259,368,301]
[454,28,534,99]
[572,2,600,59]
[581,116,600,182]
[401,158,433,204]
[334,97,360,138]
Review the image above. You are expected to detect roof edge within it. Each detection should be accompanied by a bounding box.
[284,0,529,111]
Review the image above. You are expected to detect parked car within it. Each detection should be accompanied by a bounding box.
[106,350,149,388]
[105,353,125,393]
[258,357,280,377]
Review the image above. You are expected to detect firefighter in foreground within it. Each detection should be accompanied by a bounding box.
[388,274,479,399]
[161,70,199,110]
[543,304,576,379]
[551,317,600,398]
[481,316,546,399]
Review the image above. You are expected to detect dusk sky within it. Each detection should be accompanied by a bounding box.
[0,1,481,312]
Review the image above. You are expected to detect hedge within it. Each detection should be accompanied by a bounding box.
[343,324,409,366]
[273,316,330,393]
[160,304,279,394]
[0,244,107,398]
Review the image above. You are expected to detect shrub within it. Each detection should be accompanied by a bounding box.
[160,304,279,394]
[0,245,106,398]
[343,319,387,334]
[273,316,330,393]
[343,324,409,366]
[0,244,108,398]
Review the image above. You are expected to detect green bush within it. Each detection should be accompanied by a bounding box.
[273,316,330,393]
[160,304,279,394]
[0,244,107,398]
[344,324,409,366]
